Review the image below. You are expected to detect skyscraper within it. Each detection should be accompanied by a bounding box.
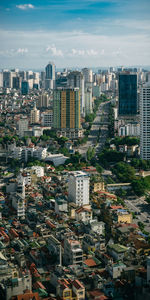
[21,81,29,95]
[82,68,93,83]
[67,71,85,116]
[140,83,150,160]
[53,88,82,138]
[37,94,49,108]
[45,62,55,90]
[118,73,137,115]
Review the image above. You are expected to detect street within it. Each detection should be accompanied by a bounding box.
[77,101,110,156]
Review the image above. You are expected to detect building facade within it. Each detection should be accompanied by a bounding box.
[119,73,137,115]
[68,171,90,206]
[67,71,85,116]
[30,103,40,124]
[53,88,81,138]
[140,83,150,160]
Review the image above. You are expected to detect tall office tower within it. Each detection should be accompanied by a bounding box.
[37,94,49,108]
[68,171,90,206]
[3,71,11,88]
[53,88,82,139]
[33,72,40,85]
[84,88,93,115]
[140,83,150,160]
[18,118,29,137]
[45,62,55,90]
[82,68,93,83]
[118,73,137,115]
[19,71,26,80]
[21,81,29,95]
[13,77,20,89]
[67,71,85,116]
[30,103,40,124]
[0,73,3,87]
[40,71,45,88]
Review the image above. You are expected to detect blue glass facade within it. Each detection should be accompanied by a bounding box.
[21,81,29,95]
[119,74,137,115]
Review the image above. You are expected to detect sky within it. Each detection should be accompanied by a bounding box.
[0,0,150,69]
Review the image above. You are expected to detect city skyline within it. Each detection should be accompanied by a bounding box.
[0,0,150,69]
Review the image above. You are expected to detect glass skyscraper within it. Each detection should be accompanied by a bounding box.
[118,73,137,115]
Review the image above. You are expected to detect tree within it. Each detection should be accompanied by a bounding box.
[40,134,50,142]
[132,178,147,196]
[98,149,125,167]
[116,188,127,199]
[113,162,136,182]
[60,147,70,156]
[87,147,95,161]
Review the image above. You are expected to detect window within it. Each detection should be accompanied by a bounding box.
[64,291,71,297]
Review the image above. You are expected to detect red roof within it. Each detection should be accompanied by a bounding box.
[17,291,40,300]
[110,205,124,210]
[72,279,84,290]
[84,258,97,267]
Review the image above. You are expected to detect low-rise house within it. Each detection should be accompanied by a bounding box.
[75,206,92,223]
[106,262,126,279]
[55,196,68,215]
[57,279,85,300]
[107,244,128,261]
[82,233,105,253]
[93,181,105,192]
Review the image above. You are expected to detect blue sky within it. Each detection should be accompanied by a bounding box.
[0,0,150,69]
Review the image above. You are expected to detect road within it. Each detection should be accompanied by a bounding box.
[124,197,150,232]
[77,101,110,156]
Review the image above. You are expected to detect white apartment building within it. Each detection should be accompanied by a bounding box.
[64,238,83,266]
[140,83,150,159]
[41,110,53,127]
[12,146,47,162]
[18,118,29,137]
[118,123,140,137]
[68,171,90,206]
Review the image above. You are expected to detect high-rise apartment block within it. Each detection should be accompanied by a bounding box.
[68,171,90,206]
[37,94,49,108]
[140,83,150,160]
[119,73,137,115]
[82,68,93,83]
[67,71,85,116]
[18,118,29,137]
[53,88,82,138]
[30,103,40,124]
[41,110,53,127]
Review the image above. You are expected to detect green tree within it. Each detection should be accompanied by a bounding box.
[87,147,95,161]
[113,162,136,182]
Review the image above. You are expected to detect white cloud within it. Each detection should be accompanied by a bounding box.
[70,48,98,56]
[17,48,28,54]
[46,45,63,57]
[16,4,34,10]
[0,29,150,68]
[86,49,98,56]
